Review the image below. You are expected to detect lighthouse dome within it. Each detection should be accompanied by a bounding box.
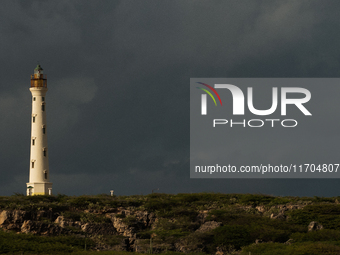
[34,64,44,74]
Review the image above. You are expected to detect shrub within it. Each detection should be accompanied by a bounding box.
[291,229,340,242]
[207,209,305,244]
[287,204,340,229]
[241,242,340,255]
[61,211,83,221]
[122,215,136,225]
[0,229,94,254]
[212,225,253,250]
[68,196,102,209]
[80,213,112,223]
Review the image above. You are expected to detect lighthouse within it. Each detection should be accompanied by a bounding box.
[27,64,52,196]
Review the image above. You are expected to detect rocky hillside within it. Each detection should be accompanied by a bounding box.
[1,193,340,254]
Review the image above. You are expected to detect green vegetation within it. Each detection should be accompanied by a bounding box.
[207,209,306,242]
[287,204,340,229]
[240,242,340,255]
[1,193,340,254]
[0,228,95,253]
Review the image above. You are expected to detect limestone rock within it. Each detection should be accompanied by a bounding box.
[174,237,204,253]
[0,211,11,225]
[215,245,236,255]
[308,221,323,231]
[270,212,286,220]
[286,204,305,210]
[256,206,266,213]
[54,216,81,229]
[196,221,222,233]
[285,238,294,244]
[106,210,155,239]
[215,248,225,255]
[21,220,62,235]
[134,211,156,227]
[81,222,117,235]
[0,210,30,230]
[197,210,210,223]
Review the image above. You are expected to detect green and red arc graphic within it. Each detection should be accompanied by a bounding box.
[196,82,222,106]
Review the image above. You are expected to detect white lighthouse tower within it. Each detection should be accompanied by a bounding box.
[27,64,52,196]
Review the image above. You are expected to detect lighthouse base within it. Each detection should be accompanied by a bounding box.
[26,182,52,196]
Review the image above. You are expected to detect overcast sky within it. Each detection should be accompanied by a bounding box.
[1,0,340,197]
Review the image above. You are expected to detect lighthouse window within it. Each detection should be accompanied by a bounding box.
[42,104,45,111]
[32,139,35,146]
[33,116,35,123]
[42,126,46,134]
[44,172,48,180]
[42,97,45,101]
[33,97,36,101]
[43,150,47,157]
[32,162,34,168]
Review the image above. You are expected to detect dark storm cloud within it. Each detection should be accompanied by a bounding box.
[0,0,340,196]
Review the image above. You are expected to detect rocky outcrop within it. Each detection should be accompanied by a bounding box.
[54,216,81,229]
[111,217,136,238]
[53,215,118,236]
[112,209,156,227]
[106,210,155,238]
[132,210,156,227]
[197,210,210,223]
[0,210,62,235]
[81,222,117,235]
[196,221,222,233]
[0,210,31,231]
[0,199,327,254]
[308,221,323,231]
[285,204,306,210]
[270,212,286,220]
[21,220,62,235]
[256,205,266,213]
[267,204,308,220]
[174,237,205,254]
[285,238,294,244]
